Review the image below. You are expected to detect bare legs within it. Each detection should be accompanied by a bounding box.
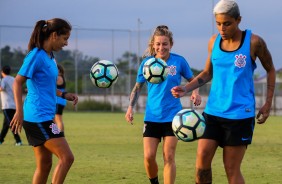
[54,114,64,132]
[196,139,246,184]
[143,136,178,184]
[223,146,246,184]
[162,136,178,184]
[32,146,52,184]
[32,137,74,184]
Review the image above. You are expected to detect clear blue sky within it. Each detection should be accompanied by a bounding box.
[0,0,281,75]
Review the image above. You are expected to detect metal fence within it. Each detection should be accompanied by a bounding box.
[81,74,282,115]
[1,25,281,115]
[0,24,151,67]
[0,24,151,94]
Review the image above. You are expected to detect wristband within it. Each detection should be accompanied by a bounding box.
[61,92,68,99]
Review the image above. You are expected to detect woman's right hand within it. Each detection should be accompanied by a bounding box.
[171,86,187,98]
[125,106,134,125]
[10,111,23,134]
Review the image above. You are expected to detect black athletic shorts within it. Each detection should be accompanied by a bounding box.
[143,121,175,141]
[23,120,64,147]
[201,112,255,147]
[56,104,65,115]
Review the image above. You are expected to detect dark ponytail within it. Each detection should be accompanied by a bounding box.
[28,18,72,52]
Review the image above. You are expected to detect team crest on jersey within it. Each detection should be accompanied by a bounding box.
[168,65,176,76]
[49,123,61,134]
[234,54,246,68]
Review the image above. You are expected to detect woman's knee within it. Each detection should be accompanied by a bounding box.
[62,152,74,166]
[144,152,156,164]
[37,159,52,172]
[163,152,175,165]
[224,162,240,177]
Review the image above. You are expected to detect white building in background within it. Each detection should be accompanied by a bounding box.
[255,68,282,83]
[254,68,282,115]
[78,68,282,115]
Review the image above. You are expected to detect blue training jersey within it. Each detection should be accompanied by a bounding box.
[56,88,67,106]
[18,48,58,122]
[204,30,257,119]
[137,53,193,122]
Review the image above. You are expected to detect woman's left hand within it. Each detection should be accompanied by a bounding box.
[65,93,78,105]
[190,92,201,106]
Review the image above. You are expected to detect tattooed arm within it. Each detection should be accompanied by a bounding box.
[171,35,216,98]
[251,34,276,124]
[125,82,144,124]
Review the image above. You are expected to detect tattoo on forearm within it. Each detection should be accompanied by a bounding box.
[129,84,142,107]
[267,84,275,91]
[196,168,212,184]
[129,91,139,107]
[197,78,204,85]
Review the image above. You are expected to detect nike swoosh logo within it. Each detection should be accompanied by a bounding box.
[241,137,250,141]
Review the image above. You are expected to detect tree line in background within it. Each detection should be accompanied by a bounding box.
[0,45,201,94]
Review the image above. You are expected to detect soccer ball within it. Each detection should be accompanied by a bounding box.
[143,58,169,84]
[90,60,119,88]
[172,109,206,142]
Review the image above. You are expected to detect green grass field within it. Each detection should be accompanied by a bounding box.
[0,112,281,184]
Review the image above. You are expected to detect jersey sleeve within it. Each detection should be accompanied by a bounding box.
[0,78,5,90]
[18,49,41,79]
[180,58,193,80]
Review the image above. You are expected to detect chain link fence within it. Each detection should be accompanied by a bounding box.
[1,25,281,115]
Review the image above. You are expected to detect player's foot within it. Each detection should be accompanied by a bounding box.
[15,142,23,146]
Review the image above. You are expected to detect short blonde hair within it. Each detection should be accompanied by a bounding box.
[213,0,240,19]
